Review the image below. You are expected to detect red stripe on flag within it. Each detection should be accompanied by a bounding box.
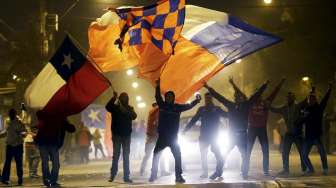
[43,61,109,117]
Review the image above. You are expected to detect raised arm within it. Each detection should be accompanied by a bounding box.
[320,83,332,111]
[229,77,248,100]
[176,96,201,112]
[105,92,118,112]
[249,80,269,103]
[204,83,234,107]
[266,79,286,103]
[155,80,164,107]
[183,108,202,133]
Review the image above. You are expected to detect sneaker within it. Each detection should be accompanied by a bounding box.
[18,178,23,186]
[277,170,289,176]
[175,175,186,183]
[303,170,314,176]
[51,182,61,187]
[200,173,208,179]
[1,180,9,185]
[209,172,222,180]
[108,176,115,182]
[149,175,157,182]
[124,178,133,183]
[322,169,328,176]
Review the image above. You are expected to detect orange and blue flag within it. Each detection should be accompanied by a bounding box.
[89,5,282,103]
[112,0,185,55]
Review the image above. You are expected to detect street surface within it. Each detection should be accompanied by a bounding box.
[1,149,336,187]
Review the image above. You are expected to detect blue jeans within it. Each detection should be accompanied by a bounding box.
[303,137,328,172]
[151,136,182,178]
[39,145,60,185]
[282,133,306,172]
[247,127,269,174]
[110,135,131,179]
[225,131,248,176]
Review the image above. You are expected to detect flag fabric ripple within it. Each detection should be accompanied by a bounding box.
[25,36,110,117]
[88,5,281,103]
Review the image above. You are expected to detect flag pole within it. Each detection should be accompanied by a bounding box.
[65,31,116,92]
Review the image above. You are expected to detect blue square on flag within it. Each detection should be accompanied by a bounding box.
[81,104,107,129]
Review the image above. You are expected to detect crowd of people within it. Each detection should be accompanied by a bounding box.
[0,77,334,186]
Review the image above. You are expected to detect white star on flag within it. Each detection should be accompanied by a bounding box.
[62,54,73,69]
[88,109,101,123]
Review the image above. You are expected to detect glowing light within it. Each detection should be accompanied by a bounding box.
[12,74,17,80]
[132,82,139,88]
[264,0,272,4]
[194,92,201,96]
[137,102,146,108]
[186,100,191,104]
[217,129,230,154]
[302,76,310,82]
[236,59,242,64]
[136,96,142,101]
[126,69,134,76]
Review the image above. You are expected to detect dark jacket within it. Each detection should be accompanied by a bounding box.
[270,100,307,136]
[207,83,268,132]
[156,84,199,140]
[184,105,227,140]
[303,88,331,139]
[106,96,137,137]
[35,113,76,148]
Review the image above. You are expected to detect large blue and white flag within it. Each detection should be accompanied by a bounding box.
[81,104,107,129]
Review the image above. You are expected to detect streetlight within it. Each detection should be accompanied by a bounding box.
[302,76,310,82]
[236,59,242,64]
[12,74,17,80]
[136,96,142,102]
[264,0,272,4]
[126,69,134,76]
[137,102,146,108]
[132,82,139,88]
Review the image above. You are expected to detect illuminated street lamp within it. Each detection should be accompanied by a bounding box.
[302,76,310,82]
[137,102,146,108]
[126,69,134,76]
[264,0,272,4]
[136,96,142,102]
[12,74,17,80]
[132,82,139,88]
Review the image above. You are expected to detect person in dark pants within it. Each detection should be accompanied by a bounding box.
[204,77,269,179]
[149,79,201,183]
[140,103,169,176]
[1,109,27,186]
[25,127,40,178]
[106,91,137,183]
[35,111,76,187]
[183,93,227,180]
[323,112,335,154]
[77,126,92,164]
[247,79,285,176]
[270,92,307,175]
[302,84,332,175]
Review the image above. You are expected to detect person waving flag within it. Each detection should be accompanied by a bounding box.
[24,35,110,118]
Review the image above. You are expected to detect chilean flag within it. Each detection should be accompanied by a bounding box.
[24,36,110,117]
